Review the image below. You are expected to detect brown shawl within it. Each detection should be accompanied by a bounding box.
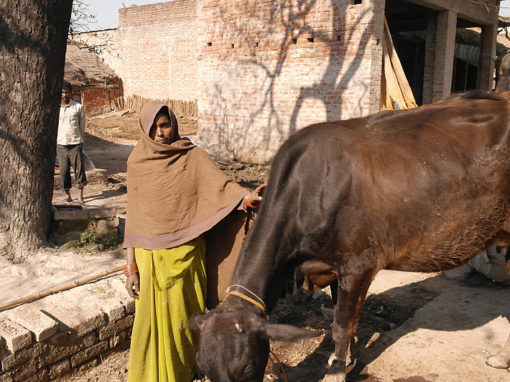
[123,102,247,251]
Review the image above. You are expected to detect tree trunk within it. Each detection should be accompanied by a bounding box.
[0,0,73,260]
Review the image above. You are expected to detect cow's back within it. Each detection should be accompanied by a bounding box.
[266,94,510,272]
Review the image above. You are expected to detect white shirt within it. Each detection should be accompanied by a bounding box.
[57,100,86,145]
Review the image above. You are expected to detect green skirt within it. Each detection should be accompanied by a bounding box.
[128,237,207,382]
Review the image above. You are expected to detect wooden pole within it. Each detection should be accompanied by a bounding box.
[0,265,124,312]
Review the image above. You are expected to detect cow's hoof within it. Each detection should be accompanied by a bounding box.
[322,370,346,382]
[324,354,346,381]
[486,354,510,369]
[327,352,338,366]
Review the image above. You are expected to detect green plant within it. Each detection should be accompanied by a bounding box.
[79,230,97,246]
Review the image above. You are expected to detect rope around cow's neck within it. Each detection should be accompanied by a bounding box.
[226,284,267,317]
[269,349,289,382]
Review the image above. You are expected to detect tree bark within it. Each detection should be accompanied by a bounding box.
[0,0,73,260]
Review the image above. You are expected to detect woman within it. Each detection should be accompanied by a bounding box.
[123,102,262,381]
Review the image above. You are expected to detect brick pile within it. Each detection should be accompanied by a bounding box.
[0,275,133,381]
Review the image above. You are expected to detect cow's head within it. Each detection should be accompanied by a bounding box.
[190,308,321,382]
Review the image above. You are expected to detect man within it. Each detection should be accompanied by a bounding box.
[56,81,87,203]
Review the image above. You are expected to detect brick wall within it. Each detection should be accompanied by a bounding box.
[196,0,383,162]
[116,0,501,163]
[80,78,124,116]
[119,0,197,101]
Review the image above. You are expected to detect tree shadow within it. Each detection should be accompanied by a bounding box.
[203,1,377,161]
[276,275,510,381]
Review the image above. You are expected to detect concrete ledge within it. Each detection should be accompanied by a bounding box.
[50,206,119,247]
[52,207,116,221]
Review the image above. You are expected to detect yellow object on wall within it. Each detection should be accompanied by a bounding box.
[381,18,418,110]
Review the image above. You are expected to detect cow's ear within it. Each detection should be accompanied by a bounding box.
[261,322,322,342]
[189,312,206,332]
[246,314,321,341]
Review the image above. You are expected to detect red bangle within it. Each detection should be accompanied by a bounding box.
[124,263,138,277]
[243,195,257,209]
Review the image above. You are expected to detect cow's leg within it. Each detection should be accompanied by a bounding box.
[323,265,377,382]
[330,279,338,304]
[293,266,302,294]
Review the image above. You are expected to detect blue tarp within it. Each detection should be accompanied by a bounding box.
[455,43,480,66]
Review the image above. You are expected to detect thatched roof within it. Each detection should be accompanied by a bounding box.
[64,41,118,86]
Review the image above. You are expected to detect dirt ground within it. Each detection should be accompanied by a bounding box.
[25,111,510,381]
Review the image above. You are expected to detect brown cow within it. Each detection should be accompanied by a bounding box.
[190,92,510,381]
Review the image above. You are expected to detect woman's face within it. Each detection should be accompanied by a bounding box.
[150,113,174,144]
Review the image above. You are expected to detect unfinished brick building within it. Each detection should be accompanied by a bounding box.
[119,0,501,162]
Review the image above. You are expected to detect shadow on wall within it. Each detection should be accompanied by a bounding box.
[204,1,374,162]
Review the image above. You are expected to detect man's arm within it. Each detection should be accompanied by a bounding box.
[79,105,86,138]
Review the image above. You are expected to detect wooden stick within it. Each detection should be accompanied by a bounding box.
[0,265,124,312]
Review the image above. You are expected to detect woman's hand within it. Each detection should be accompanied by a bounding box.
[244,184,266,209]
[124,248,139,298]
[126,273,140,299]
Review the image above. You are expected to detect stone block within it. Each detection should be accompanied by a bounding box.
[99,299,125,323]
[70,341,108,368]
[94,218,119,235]
[99,315,133,341]
[124,300,135,315]
[64,310,106,338]
[1,343,43,372]
[0,318,32,353]
[108,278,135,314]
[50,219,91,245]
[0,336,8,365]
[5,307,58,342]
[20,368,49,382]
[78,356,100,372]
[109,330,127,348]
[48,358,71,379]
[52,209,89,221]
[42,291,107,337]
[10,358,38,382]
[109,276,126,293]
[39,331,96,366]
[88,207,116,219]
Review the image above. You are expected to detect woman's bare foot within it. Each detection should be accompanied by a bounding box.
[65,190,72,202]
